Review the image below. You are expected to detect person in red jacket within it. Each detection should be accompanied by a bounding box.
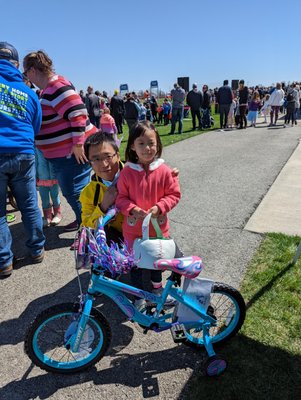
[116,121,181,307]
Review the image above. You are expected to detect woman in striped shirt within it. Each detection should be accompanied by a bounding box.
[23,51,97,233]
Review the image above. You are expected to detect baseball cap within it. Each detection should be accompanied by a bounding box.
[0,41,19,62]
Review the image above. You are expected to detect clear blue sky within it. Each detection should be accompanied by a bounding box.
[2,0,301,94]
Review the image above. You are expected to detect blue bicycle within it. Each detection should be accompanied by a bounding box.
[25,210,246,377]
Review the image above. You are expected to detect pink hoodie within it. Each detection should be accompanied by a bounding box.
[116,159,181,245]
[100,113,117,134]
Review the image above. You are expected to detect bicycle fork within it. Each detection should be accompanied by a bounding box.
[65,296,94,353]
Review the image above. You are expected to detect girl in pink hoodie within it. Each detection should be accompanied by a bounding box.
[116,121,181,305]
[100,108,119,144]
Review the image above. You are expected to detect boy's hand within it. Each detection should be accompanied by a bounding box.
[100,187,118,212]
[148,206,160,218]
[130,207,148,220]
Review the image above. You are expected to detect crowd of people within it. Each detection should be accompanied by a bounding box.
[214,79,301,130]
[0,41,300,294]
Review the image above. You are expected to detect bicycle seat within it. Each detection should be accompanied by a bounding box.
[153,256,203,279]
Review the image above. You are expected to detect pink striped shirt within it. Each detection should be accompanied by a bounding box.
[36,75,97,158]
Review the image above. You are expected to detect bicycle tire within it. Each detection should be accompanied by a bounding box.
[184,282,246,348]
[25,302,111,374]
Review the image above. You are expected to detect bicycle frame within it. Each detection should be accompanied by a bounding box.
[68,270,218,357]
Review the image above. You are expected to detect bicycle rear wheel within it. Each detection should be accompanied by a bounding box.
[25,303,111,374]
[184,282,245,348]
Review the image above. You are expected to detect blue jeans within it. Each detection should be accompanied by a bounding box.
[48,155,91,224]
[0,154,45,269]
[170,107,184,134]
[39,185,60,209]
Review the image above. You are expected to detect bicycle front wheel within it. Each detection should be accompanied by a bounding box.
[184,282,246,348]
[25,303,111,374]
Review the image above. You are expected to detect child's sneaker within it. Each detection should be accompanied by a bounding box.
[152,287,176,307]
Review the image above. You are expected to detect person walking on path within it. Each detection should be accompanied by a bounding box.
[124,93,139,130]
[216,80,233,129]
[85,86,101,128]
[23,50,97,234]
[169,83,186,135]
[238,79,249,129]
[0,42,45,278]
[201,84,212,128]
[267,82,285,126]
[186,83,203,130]
[110,89,125,134]
[284,84,298,127]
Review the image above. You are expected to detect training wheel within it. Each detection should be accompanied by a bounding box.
[203,355,227,377]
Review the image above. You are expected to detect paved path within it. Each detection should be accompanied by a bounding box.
[245,137,301,235]
[1,120,300,400]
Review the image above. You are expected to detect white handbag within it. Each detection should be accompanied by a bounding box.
[133,213,176,269]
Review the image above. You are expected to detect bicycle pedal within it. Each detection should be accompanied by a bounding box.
[170,323,187,343]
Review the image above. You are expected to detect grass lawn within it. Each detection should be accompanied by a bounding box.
[118,109,219,158]
[184,233,301,400]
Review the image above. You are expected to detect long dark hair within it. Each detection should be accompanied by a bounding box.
[125,120,163,163]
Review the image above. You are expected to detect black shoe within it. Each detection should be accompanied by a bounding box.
[0,264,13,278]
[63,220,79,232]
[31,249,45,264]
[168,132,175,135]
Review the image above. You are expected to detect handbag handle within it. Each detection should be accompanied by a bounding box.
[141,213,163,240]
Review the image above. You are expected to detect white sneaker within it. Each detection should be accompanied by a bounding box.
[51,214,62,225]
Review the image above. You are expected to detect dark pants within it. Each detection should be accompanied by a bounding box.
[113,113,123,134]
[285,103,296,124]
[163,114,170,125]
[219,104,231,128]
[130,241,184,290]
[89,115,100,129]
[158,112,163,124]
[126,119,138,131]
[202,108,211,128]
[239,105,247,128]
[191,109,202,129]
[270,106,280,125]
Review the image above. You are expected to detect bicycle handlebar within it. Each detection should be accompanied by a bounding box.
[97,206,118,228]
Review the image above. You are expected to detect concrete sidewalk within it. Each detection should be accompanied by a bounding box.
[245,137,301,236]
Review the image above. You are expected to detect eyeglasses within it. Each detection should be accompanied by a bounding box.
[89,153,117,164]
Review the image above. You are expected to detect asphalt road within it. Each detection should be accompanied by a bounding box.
[1,121,300,400]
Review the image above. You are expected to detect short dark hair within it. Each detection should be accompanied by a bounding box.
[223,80,228,85]
[125,121,162,163]
[84,131,119,159]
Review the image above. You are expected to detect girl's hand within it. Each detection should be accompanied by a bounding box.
[148,206,160,218]
[130,207,148,220]
[72,144,88,164]
[171,167,179,177]
[100,186,118,212]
